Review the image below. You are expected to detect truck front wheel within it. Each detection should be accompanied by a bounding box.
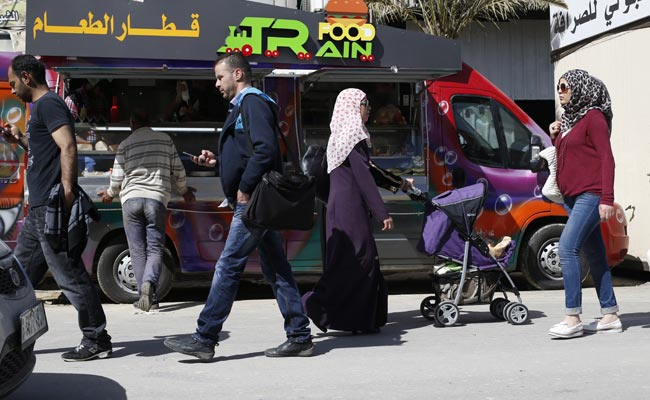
[520,223,589,290]
[97,239,174,304]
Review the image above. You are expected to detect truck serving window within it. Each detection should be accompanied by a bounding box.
[302,81,422,177]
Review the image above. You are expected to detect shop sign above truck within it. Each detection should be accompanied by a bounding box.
[26,0,459,76]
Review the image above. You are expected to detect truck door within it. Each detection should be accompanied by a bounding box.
[432,84,549,262]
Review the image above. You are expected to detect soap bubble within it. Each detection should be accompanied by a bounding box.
[494,193,513,216]
[209,224,224,241]
[434,146,448,166]
[6,107,22,123]
[169,211,186,229]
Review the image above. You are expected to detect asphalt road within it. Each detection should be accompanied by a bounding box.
[9,281,650,400]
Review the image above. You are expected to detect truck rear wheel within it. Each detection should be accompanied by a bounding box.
[520,223,589,290]
[97,239,174,304]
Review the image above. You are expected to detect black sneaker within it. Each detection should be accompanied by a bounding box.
[61,343,112,362]
[264,340,314,358]
[138,281,155,312]
[164,335,216,360]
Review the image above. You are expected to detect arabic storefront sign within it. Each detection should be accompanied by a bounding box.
[1,0,26,52]
[550,0,650,51]
[26,0,459,72]
[0,0,24,28]
[28,0,374,64]
[33,12,200,42]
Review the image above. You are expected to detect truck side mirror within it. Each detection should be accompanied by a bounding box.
[529,135,546,172]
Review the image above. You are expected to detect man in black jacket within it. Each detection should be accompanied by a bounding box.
[164,52,313,360]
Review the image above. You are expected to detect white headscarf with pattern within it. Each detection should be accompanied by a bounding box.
[326,88,370,173]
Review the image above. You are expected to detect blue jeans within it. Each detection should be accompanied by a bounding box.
[122,198,166,293]
[195,203,311,345]
[14,205,111,347]
[560,193,618,315]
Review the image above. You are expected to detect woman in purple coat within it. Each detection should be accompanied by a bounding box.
[303,88,394,334]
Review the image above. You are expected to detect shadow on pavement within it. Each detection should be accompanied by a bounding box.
[156,302,203,313]
[8,373,126,400]
[308,302,550,355]
[179,350,266,364]
[312,327,407,355]
[307,310,430,354]
[619,312,650,329]
[33,332,230,359]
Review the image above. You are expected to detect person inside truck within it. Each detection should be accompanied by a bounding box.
[164,79,225,122]
[547,69,621,339]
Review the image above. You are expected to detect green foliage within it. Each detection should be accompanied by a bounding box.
[366,0,567,39]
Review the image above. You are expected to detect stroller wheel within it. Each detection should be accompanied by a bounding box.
[433,301,459,327]
[504,302,529,325]
[489,298,509,321]
[420,295,440,320]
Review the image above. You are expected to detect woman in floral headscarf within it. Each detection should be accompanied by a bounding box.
[302,88,393,334]
[547,70,620,339]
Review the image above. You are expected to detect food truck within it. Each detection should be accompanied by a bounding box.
[0,0,627,303]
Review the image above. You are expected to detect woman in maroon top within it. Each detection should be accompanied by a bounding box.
[547,70,621,339]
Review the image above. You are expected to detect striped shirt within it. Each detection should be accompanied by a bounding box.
[107,127,188,205]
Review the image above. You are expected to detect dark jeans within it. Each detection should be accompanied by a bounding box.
[122,198,166,293]
[195,203,311,345]
[14,205,111,346]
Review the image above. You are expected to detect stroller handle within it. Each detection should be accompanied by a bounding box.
[405,185,429,203]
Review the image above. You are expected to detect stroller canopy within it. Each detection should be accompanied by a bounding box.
[431,182,487,238]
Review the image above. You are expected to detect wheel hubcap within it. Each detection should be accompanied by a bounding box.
[538,240,562,279]
[114,253,138,294]
[436,303,458,324]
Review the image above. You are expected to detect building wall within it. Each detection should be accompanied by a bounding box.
[459,20,554,101]
[554,27,650,261]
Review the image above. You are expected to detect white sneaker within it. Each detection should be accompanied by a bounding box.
[548,322,584,339]
[583,318,623,333]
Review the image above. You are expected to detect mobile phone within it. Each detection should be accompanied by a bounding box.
[182,151,197,158]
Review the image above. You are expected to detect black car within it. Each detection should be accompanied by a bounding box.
[0,240,48,398]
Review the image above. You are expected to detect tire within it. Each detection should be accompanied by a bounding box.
[504,302,529,325]
[420,295,440,320]
[489,298,508,320]
[96,238,174,304]
[520,223,589,290]
[433,301,459,327]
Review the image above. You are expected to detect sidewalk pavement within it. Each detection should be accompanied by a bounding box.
[10,284,650,400]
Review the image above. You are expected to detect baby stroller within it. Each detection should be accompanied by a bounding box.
[414,181,529,327]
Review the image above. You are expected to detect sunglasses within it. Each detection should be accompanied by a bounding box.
[556,83,571,93]
[360,99,370,106]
